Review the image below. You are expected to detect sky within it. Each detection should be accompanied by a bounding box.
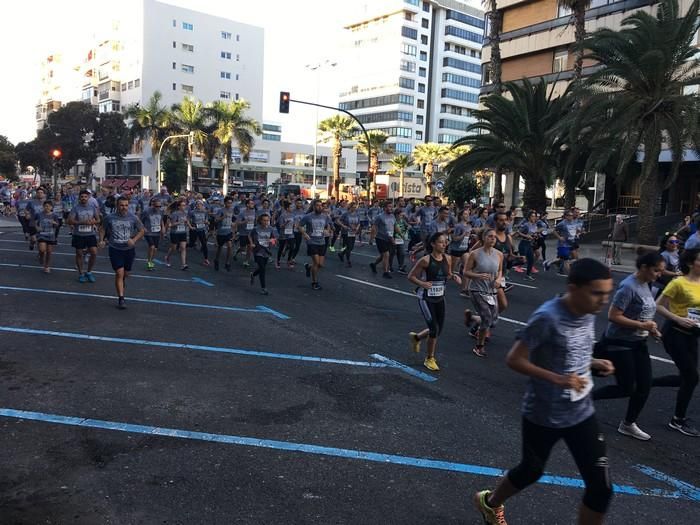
[0,0,480,146]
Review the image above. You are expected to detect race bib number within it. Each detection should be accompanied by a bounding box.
[196,223,204,230]
[246,221,254,230]
[394,237,404,245]
[284,226,293,235]
[259,238,270,247]
[151,224,161,233]
[459,237,470,250]
[687,307,700,326]
[427,282,445,297]
[346,230,356,238]
[568,371,593,402]
[312,227,323,237]
[176,224,186,233]
[484,294,496,306]
[78,225,92,233]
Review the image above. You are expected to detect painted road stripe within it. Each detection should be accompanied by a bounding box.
[0,326,433,382]
[0,286,289,319]
[0,262,214,287]
[0,246,169,266]
[0,407,695,501]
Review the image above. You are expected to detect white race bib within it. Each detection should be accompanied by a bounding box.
[78,225,92,233]
[394,237,404,245]
[427,282,445,297]
[459,237,470,250]
[196,223,205,230]
[284,226,293,235]
[568,371,593,402]
[176,224,185,233]
[484,294,496,306]
[259,238,270,247]
[346,230,356,238]
[687,307,700,326]
[246,221,254,230]
[151,224,161,233]
[312,227,323,237]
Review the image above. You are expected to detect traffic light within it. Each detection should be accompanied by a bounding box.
[279,91,290,113]
[51,148,62,160]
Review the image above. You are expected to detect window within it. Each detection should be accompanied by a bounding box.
[421,35,428,45]
[421,18,429,28]
[182,43,194,52]
[220,91,231,99]
[482,64,491,85]
[172,62,176,70]
[417,99,424,109]
[182,64,194,73]
[445,9,485,29]
[127,80,133,89]
[405,0,420,6]
[402,26,418,40]
[405,11,415,21]
[399,77,415,89]
[444,25,483,44]
[441,104,474,118]
[134,79,140,87]
[422,1,430,12]
[121,83,126,92]
[235,73,239,80]
[418,83,425,93]
[221,31,232,39]
[440,118,470,131]
[172,83,177,91]
[172,41,176,48]
[416,115,424,124]
[221,51,232,59]
[182,84,194,94]
[356,110,414,124]
[416,131,423,140]
[553,48,568,73]
[419,51,427,61]
[377,127,412,138]
[236,54,240,61]
[443,57,481,74]
[400,59,416,72]
[401,43,417,56]
[172,19,176,27]
[221,71,231,79]
[442,72,481,88]
[236,34,240,41]
[127,161,142,175]
[395,143,412,153]
[262,133,281,141]
[419,67,427,77]
[441,88,479,103]
[182,22,193,31]
[340,93,414,110]
[438,134,464,143]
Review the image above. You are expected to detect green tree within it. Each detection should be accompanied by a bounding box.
[319,115,357,199]
[387,154,413,197]
[443,169,481,208]
[413,143,453,197]
[355,130,390,199]
[161,153,187,194]
[94,112,131,178]
[448,79,569,212]
[171,97,208,191]
[0,136,18,181]
[126,91,172,187]
[209,99,261,194]
[573,0,700,244]
[44,101,99,180]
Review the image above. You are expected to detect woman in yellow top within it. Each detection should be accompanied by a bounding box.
[656,248,700,437]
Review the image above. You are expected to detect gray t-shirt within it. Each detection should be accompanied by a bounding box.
[35,211,59,241]
[216,208,236,234]
[450,222,472,251]
[518,297,596,428]
[251,225,277,256]
[141,208,164,236]
[300,213,331,246]
[605,274,656,341]
[685,233,700,250]
[238,209,257,234]
[168,210,189,234]
[104,212,143,250]
[660,250,679,272]
[341,211,360,237]
[418,206,437,232]
[70,204,100,237]
[189,210,208,231]
[373,212,396,241]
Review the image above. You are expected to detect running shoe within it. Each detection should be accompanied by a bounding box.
[472,346,487,358]
[469,325,479,338]
[460,290,471,298]
[117,297,126,310]
[243,261,250,268]
[42,268,50,274]
[398,267,408,275]
[532,267,539,274]
[543,260,552,272]
[473,490,507,525]
[164,255,171,267]
[29,241,34,251]
[382,272,392,279]
[513,266,525,273]
[369,262,377,274]
[423,357,439,371]
[275,261,281,269]
[78,273,88,283]
[85,272,96,283]
[329,246,336,252]
[503,283,514,293]
[250,272,255,286]
[214,260,219,271]
[261,288,269,295]
[346,261,352,268]
[305,263,311,278]
[618,421,651,441]
[312,282,322,291]
[668,417,700,437]
[408,332,421,353]
[181,265,189,271]
[557,271,568,277]
[203,259,210,267]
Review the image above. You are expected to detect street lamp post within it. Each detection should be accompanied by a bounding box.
[306,60,337,198]
[156,132,193,192]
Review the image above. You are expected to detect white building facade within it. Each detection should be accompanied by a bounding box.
[338,0,484,187]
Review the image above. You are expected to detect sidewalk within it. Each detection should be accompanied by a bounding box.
[576,241,637,274]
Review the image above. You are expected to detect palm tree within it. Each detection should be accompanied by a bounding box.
[448,78,570,212]
[319,115,357,199]
[125,91,172,187]
[208,99,261,195]
[388,154,413,197]
[413,143,453,197]
[571,0,700,244]
[171,97,207,191]
[483,0,504,201]
[355,130,390,200]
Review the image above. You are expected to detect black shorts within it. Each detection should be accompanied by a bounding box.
[217,233,233,246]
[72,235,98,250]
[37,238,57,246]
[145,235,160,248]
[375,238,394,254]
[239,235,250,247]
[109,246,136,271]
[449,249,468,257]
[27,226,38,236]
[170,232,187,244]
[307,244,328,257]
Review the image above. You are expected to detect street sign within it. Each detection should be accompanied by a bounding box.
[435,180,445,192]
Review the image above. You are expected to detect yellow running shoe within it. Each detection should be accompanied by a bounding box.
[474,490,507,525]
[408,332,421,353]
[423,357,439,371]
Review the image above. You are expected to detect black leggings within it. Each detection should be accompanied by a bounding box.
[341,234,356,261]
[508,415,613,514]
[661,322,699,419]
[418,297,445,338]
[253,255,268,288]
[192,230,208,259]
[518,240,535,275]
[277,239,293,263]
[592,340,651,423]
[331,224,342,246]
[290,232,302,260]
[390,242,406,270]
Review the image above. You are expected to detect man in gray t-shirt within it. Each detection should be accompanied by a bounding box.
[473,259,615,525]
[370,201,399,279]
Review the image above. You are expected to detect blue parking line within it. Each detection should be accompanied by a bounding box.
[0,407,695,501]
[191,277,215,287]
[370,354,437,382]
[0,286,287,318]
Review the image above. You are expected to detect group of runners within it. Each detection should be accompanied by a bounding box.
[5,182,699,525]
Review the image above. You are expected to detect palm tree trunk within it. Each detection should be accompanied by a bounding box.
[573,3,586,80]
[424,164,433,196]
[522,174,547,213]
[489,4,502,95]
[399,168,405,198]
[333,140,342,199]
[636,136,662,245]
[369,154,378,200]
[222,155,229,195]
[493,166,503,202]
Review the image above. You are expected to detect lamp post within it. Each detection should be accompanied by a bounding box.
[305,60,337,198]
[156,132,193,192]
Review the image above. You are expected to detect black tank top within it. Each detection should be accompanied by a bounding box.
[495,233,510,255]
[421,255,449,303]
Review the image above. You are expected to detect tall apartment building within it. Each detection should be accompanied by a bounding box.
[480,0,699,211]
[339,0,484,193]
[36,53,82,129]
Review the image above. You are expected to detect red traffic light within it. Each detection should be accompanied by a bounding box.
[51,148,62,159]
[279,91,290,113]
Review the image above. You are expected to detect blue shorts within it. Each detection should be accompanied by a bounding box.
[557,246,571,259]
[109,246,136,271]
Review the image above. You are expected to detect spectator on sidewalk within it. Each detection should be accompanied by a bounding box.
[683,226,700,251]
[609,214,629,265]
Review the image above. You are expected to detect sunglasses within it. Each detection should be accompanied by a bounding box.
[669,240,679,244]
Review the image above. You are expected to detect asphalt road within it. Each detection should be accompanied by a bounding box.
[0,225,698,524]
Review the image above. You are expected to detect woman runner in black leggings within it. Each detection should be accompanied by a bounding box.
[249,214,278,295]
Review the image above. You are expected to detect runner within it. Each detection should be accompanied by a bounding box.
[188,199,210,266]
[407,231,462,371]
[35,200,60,273]
[593,251,664,440]
[249,213,278,295]
[67,189,101,283]
[516,211,542,281]
[235,198,257,268]
[165,199,191,270]
[448,209,473,296]
[463,229,504,358]
[299,199,332,291]
[140,198,165,270]
[545,209,577,275]
[369,201,400,279]
[15,190,31,240]
[274,200,295,269]
[655,248,700,437]
[289,198,306,267]
[338,201,360,268]
[51,192,64,242]
[391,208,410,274]
[99,196,145,310]
[474,258,615,525]
[213,196,236,271]
[24,187,47,251]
